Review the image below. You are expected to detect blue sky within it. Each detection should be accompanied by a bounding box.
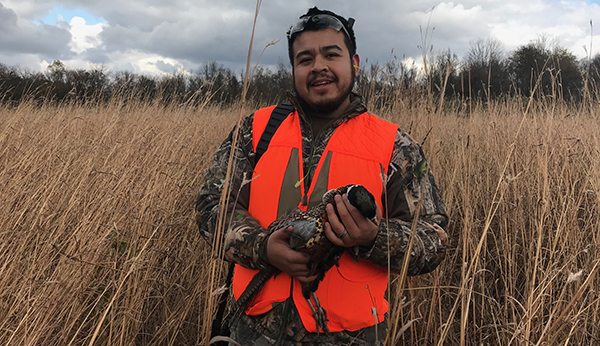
[42,6,104,25]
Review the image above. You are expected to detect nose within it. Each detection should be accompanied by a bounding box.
[311,55,328,73]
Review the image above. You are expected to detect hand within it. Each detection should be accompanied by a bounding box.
[266,227,318,283]
[424,222,448,247]
[324,193,382,248]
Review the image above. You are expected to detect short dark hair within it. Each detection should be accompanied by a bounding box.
[287,7,357,65]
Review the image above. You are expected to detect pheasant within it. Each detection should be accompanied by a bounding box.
[230,184,378,334]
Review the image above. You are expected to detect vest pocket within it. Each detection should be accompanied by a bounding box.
[335,252,387,282]
[323,254,389,331]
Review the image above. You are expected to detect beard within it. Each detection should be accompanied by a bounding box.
[294,67,355,115]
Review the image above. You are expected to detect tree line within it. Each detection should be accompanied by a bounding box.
[3,36,600,108]
[427,37,599,103]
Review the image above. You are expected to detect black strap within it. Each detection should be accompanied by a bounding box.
[255,102,294,164]
[210,102,293,344]
[210,262,235,345]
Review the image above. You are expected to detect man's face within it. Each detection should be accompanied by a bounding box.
[291,28,359,116]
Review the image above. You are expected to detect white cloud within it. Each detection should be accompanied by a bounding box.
[1,0,54,19]
[68,16,104,53]
[0,3,72,61]
[2,0,600,76]
[104,50,186,75]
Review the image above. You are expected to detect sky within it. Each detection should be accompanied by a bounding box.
[1,0,600,75]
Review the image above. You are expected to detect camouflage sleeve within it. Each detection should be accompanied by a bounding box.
[195,114,271,270]
[358,129,448,276]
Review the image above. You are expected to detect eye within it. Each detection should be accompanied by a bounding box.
[298,57,312,65]
[326,52,340,58]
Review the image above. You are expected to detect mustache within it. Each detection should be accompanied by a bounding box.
[307,73,338,86]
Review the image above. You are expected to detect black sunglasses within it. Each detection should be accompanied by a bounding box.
[288,14,354,43]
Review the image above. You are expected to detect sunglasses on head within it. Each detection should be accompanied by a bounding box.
[288,14,354,42]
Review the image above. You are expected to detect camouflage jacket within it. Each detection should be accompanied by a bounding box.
[195,93,448,344]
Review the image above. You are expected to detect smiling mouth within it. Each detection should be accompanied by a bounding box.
[311,80,333,87]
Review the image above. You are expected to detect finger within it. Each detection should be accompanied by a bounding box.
[334,194,359,231]
[271,227,292,241]
[423,222,448,246]
[342,193,377,231]
[435,226,448,245]
[340,194,382,247]
[285,259,314,279]
[375,203,382,224]
[427,222,445,236]
[288,265,311,276]
[324,221,345,247]
[344,193,381,228]
[325,203,345,234]
[284,249,311,264]
[342,193,366,222]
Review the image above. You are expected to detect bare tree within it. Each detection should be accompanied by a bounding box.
[462,37,510,100]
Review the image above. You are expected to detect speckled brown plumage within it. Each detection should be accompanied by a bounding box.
[230,184,377,333]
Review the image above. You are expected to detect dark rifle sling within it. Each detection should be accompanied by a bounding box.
[210,101,294,344]
[255,102,294,163]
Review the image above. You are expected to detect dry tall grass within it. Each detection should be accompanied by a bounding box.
[0,98,238,345]
[0,93,599,345]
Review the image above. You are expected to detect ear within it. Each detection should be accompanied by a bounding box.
[352,54,360,77]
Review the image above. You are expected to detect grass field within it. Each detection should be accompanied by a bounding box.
[0,93,598,345]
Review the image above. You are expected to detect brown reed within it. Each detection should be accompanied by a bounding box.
[0,82,599,345]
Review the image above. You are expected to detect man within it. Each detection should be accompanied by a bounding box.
[196,7,448,345]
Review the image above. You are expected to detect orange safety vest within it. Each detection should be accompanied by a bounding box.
[232,105,399,332]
